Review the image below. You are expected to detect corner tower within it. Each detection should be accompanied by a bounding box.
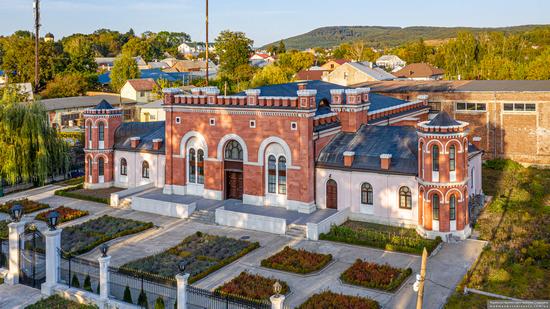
[417,112,471,240]
[84,100,123,189]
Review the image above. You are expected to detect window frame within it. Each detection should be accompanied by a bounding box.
[98,158,105,176]
[432,145,439,172]
[120,158,127,176]
[98,122,105,142]
[142,161,150,179]
[399,186,412,209]
[449,194,456,221]
[361,183,374,205]
[455,102,487,112]
[432,194,440,221]
[449,145,456,172]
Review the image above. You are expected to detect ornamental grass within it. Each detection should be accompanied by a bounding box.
[215,272,289,302]
[298,291,380,309]
[0,198,49,214]
[35,206,89,224]
[341,259,412,292]
[261,246,332,274]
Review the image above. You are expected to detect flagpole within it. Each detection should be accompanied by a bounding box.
[205,0,209,86]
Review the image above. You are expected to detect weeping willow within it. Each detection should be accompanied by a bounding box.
[0,88,70,187]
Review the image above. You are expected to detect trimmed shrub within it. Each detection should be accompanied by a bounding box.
[83,275,92,292]
[298,291,379,309]
[261,246,332,274]
[123,285,133,304]
[138,289,149,309]
[71,274,80,288]
[215,272,289,302]
[341,259,412,292]
[154,297,165,309]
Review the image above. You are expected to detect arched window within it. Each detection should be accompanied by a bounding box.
[98,122,105,142]
[224,140,243,161]
[449,194,456,221]
[278,156,287,195]
[267,155,277,194]
[420,142,424,178]
[399,187,412,209]
[433,194,440,220]
[432,145,439,172]
[142,161,150,179]
[88,123,92,142]
[361,183,373,205]
[120,158,127,176]
[449,145,456,172]
[188,148,196,183]
[98,158,104,176]
[88,159,92,176]
[197,149,204,184]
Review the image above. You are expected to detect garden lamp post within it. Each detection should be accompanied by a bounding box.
[10,204,23,222]
[178,260,188,275]
[46,211,59,231]
[100,244,109,258]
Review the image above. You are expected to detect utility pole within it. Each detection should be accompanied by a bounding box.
[205,0,209,86]
[416,247,428,309]
[34,0,41,91]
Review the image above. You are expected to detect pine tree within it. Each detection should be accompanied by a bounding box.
[83,275,92,292]
[123,285,133,304]
[154,297,165,309]
[71,274,80,288]
[137,289,149,309]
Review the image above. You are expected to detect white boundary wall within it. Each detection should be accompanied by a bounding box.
[306,208,350,240]
[132,195,196,219]
[110,183,155,207]
[215,207,287,235]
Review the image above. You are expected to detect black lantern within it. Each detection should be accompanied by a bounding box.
[100,244,109,257]
[10,204,23,222]
[47,210,60,231]
[178,260,188,275]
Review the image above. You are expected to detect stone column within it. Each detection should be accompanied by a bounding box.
[5,221,25,285]
[98,255,111,303]
[176,273,190,309]
[270,294,286,309]
[41,228,62,296]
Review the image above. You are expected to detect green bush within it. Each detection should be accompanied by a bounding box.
[83,275,92,292]
[25,294,98,309]
[71,274,80,288]
[483,159,522,171]
[54,184,109,204]
[138,289,149,309]
[154,297,165,309]
[123,285,133,304]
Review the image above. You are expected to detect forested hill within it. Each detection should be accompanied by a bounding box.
[266,25,549,50]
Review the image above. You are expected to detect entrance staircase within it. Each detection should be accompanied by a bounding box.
[286,224,307,239]
[189,209,215,224]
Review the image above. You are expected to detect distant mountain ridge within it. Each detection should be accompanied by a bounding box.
[265,25,548,50]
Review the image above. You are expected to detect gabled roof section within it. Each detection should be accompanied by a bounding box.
[126,78,157,92]
[347,62,395,81]
[393,63,445,79]
[114,121,165,153]
[317,125,418,175]
[427,111,461,127]
[94,99,114,110]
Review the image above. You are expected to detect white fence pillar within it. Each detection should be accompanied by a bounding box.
[5,221,25,285]
[270,294,285,309]
[98,255,111,303]
[176,273,190,309]
[41,228,62,296]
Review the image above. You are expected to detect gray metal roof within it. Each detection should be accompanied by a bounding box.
[40,95,135,111]
[347,62,396,81]
[114,121,165,153]
[366,80,550,93]
[427,111,461,127]
[317,125,418,175]
[455,80,550,92]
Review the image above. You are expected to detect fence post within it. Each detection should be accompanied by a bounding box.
[5,221,25,285]
[98,255,111,306]
[41,228,62,296]
[176,273,190,309]
[270,294,285,309]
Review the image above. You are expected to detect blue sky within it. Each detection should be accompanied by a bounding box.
[1,0,549,46]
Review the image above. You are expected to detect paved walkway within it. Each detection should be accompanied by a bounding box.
[0,284,43,309]
[1,185,486,309]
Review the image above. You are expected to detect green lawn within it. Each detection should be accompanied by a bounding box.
[445,160,550,309]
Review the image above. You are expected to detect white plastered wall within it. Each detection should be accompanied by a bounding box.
[114,150,165,189]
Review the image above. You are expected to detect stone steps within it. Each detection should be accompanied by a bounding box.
[189,209,215,224]
[286,224,307,239]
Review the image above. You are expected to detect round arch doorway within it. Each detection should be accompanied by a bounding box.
[326,179,338,209]
[224,140,244,200]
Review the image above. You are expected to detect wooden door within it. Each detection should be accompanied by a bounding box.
[326,179,338,209]
[226,171,243,200]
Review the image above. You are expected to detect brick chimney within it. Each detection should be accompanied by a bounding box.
[380,154,392,170]
[298,82,308,90]
[245,89,261,106]
[130,137,141,149]
[205,87,220,104]
[162,88,182,105]
[345,89,362,105]
[330,89,344,105]
[152,138,163,151]
[417,95,429,106]
[343,151,355,167]
[297,89,317,109]
[471,136,482,149]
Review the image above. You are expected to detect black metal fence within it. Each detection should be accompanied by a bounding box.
[58,252,100,294]
[187,285,271,309]
[108,266,177,309]
[0,238,7,268]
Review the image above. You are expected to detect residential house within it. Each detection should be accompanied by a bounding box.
[95,56,149,71]
[147,61,170,70]
[323,62,395,86]
[393,63,445,80]
[295,69,330,81]
[121,78,158,103]
[321,59,348,71]
[376,55,406,71]
[98,69,189,86]
[138,100,166,122]
[177,42,206,57]
[249,53,275,68]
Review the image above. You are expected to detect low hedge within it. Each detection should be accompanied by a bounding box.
[298,291,380,309]
[35,206,89,224]
[0,198,50,214]
[261,246,332,274]
[215,272,289,302]
[320,222,442,255]
[54,184,110,204]
[25,294,98,309]
[341,259,412,292]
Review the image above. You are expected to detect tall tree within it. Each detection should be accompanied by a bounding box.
[214,30,253,79]
[63,35,97,73]
[110,53,140,92]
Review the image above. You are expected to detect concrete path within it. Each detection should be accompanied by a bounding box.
[1,185,486,309]
[0,284,43,309]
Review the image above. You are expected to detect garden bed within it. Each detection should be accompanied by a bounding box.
[341,259,412,292]
[260,246,332,274]
[320,221,441,255]
[61,215,153,255]
[0,198,49,214]
[215,272,289,302]
[25,294,97,309]
[121,232,259,284]
[35,206,89,224]
[297,291,380,309]
[54,184,123,204]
